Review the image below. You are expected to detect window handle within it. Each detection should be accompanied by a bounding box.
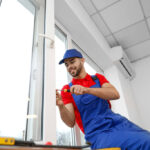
[38,33,54,48]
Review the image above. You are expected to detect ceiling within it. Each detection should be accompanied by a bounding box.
[79,0,150,63]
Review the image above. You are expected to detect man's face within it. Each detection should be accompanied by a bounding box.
[64,57,84,77]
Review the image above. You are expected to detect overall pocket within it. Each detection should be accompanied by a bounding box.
[80,94,101,112]
[81,94,98,105]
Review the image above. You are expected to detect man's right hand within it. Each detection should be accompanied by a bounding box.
[56,90,75,128]
[56,90,64,107]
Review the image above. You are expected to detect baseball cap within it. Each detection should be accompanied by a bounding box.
[59,49,83,65]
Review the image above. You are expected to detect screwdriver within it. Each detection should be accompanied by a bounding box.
[57,89,70,92]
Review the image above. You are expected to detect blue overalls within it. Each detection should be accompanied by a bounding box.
[69,75,150,150]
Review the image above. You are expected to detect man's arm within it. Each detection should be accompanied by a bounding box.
[86,83,120,100]
[70,83,120,100]
[56,90,75,127]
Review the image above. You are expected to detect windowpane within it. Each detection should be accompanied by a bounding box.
[25,0,46,141]
[55,27,73,145]
[84,62,96,75]
[0,0,35,139]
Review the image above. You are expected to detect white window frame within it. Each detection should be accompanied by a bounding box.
[42,0,56,144]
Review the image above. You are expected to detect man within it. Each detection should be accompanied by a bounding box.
[56,49,150,149]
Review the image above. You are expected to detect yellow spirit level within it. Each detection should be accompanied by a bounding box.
[0,137,15,145]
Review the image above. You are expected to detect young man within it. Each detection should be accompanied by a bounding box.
[56,49,150,149]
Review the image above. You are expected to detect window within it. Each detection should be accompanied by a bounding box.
[0,0,35,139]
[25,0,46,141]
[55,27,74,145]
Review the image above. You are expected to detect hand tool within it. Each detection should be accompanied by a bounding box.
[57,89,70,92]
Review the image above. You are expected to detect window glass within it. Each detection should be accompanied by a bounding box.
[84,62,96,75]
[25,0,46,141]
[0,0,35,139]
[55,27,73,145]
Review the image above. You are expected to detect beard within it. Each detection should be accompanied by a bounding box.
[69,62,82,77]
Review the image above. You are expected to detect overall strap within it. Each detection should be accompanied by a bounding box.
[91,75,111,109]
[68,82,73,88]
[91,75,101,87]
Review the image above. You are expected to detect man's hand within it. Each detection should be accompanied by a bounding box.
[56,90,64,107]
[56,90,75,128]
[70,85,88,95]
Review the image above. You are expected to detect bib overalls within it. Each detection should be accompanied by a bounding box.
[69,75,150,150]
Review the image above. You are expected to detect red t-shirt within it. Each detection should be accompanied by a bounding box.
[61,73,111,133]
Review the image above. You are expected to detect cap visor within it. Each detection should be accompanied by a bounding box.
[59,59,64,64]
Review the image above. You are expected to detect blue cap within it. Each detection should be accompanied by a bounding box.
[59,49,83,64]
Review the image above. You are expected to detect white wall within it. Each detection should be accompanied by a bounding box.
[105,65,129,118]
[131,56,150,130]
[105,65,141,126]
[117,67,141,125]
